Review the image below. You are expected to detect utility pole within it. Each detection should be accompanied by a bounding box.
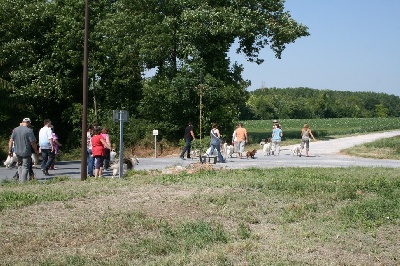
[81,0,89,181]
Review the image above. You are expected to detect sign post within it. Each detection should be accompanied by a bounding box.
[153,130,158,158]
[113,110,129,178]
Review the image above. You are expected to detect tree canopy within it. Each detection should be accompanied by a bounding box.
[243,87,400,120]
[1,0,309,146]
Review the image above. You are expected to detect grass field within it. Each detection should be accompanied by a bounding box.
[1,166,399,265]
[1,118,400,265]
[244,117,400,143]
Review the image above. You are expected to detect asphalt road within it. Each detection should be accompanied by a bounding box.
[1,130,400,182]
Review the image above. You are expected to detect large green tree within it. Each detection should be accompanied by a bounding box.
[1,0,309,145]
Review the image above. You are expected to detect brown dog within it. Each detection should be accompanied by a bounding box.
[246,149,257,159]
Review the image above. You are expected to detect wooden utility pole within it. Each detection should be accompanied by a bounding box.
[81,0,89,181]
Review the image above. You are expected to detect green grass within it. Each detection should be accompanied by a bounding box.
[244,117,400,142]
[1,120,400,264]
[1,167,399,265]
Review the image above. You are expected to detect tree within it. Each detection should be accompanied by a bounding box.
[1,0,310,145]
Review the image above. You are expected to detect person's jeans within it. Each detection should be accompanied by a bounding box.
[210,141,225,163]
[41,149,55,170]
[87,149,94,176]
[180,138,192,158]
[17,155,32,182]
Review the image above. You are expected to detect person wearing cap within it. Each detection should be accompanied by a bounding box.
[8,118,39,182]
[272,119,282,130]
[271,122,283,155]
[39,119,55,175]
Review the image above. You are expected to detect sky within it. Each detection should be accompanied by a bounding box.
[229,0,400,96]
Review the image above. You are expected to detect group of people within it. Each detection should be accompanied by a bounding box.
[179,121,249,163]
[269,119,316,157]
[8,118,62,182]
[86,124,112,178]
[179,119,317,161]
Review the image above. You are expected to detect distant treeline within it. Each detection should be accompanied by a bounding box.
[240,87,400,120]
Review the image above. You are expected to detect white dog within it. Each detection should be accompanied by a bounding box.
[31,153,39,167]
[4,153,17,168]
[221,142,234,158]
[110,149,117,162]
[204,147,218,156]
[292,145,301,157]
[260,138,272,156]
[225,144,234,158]
[111,156,139,177]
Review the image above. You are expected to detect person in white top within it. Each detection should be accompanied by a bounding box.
[39,119,54,175]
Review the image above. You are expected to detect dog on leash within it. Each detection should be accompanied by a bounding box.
[246,149,257,159]
[222,142,234,158]
[4,153,17,168]
[110,149,117,162]
[260,138,272,156]
[292,145,301,156]
[190,149,200,159]
[111,156,139,177]
[31,153,39,167]
[204,147,218,157]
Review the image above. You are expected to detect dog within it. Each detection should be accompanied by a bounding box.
[190,149,200,159]
[292,145,301,157]
[222,142,234,158]
[225,144,234,158]
[111,156,139,177]
[260,138,272,156]
[31,153,39,167]
[204,147,218,157]
[110,149,117,162]
[246,149,257,159]
[4,153,17,168]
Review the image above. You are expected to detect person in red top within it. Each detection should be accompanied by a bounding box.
[91,126,111,177]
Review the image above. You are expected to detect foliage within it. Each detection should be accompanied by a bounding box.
[243,87,400,120]
[0,0,309,148]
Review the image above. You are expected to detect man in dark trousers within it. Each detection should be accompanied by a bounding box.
[180,122,196,160]
[8,118,39,182]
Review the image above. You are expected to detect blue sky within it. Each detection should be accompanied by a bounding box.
[229,0,400,96]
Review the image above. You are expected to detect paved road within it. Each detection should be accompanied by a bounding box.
[1,130,400,182]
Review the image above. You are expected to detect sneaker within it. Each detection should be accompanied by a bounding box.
[42,169,49,176]
[180,156,185,160]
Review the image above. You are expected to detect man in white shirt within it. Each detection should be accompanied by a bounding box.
[39,119,54,175]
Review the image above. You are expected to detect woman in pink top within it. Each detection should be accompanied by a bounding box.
[101,127,111,170]
[49,126,62,170]
[92,127,111,177]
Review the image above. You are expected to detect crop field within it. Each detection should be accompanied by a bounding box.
[244,117,400,142]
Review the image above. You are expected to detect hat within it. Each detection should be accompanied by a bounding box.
[22,118,31,123]
[273,120,278,123]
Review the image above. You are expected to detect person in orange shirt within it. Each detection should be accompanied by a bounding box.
[235,123,248,159]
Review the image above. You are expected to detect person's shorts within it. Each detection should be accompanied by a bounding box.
[238,141,245,152]
[94,156,104,169]
[233,141,239,152]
